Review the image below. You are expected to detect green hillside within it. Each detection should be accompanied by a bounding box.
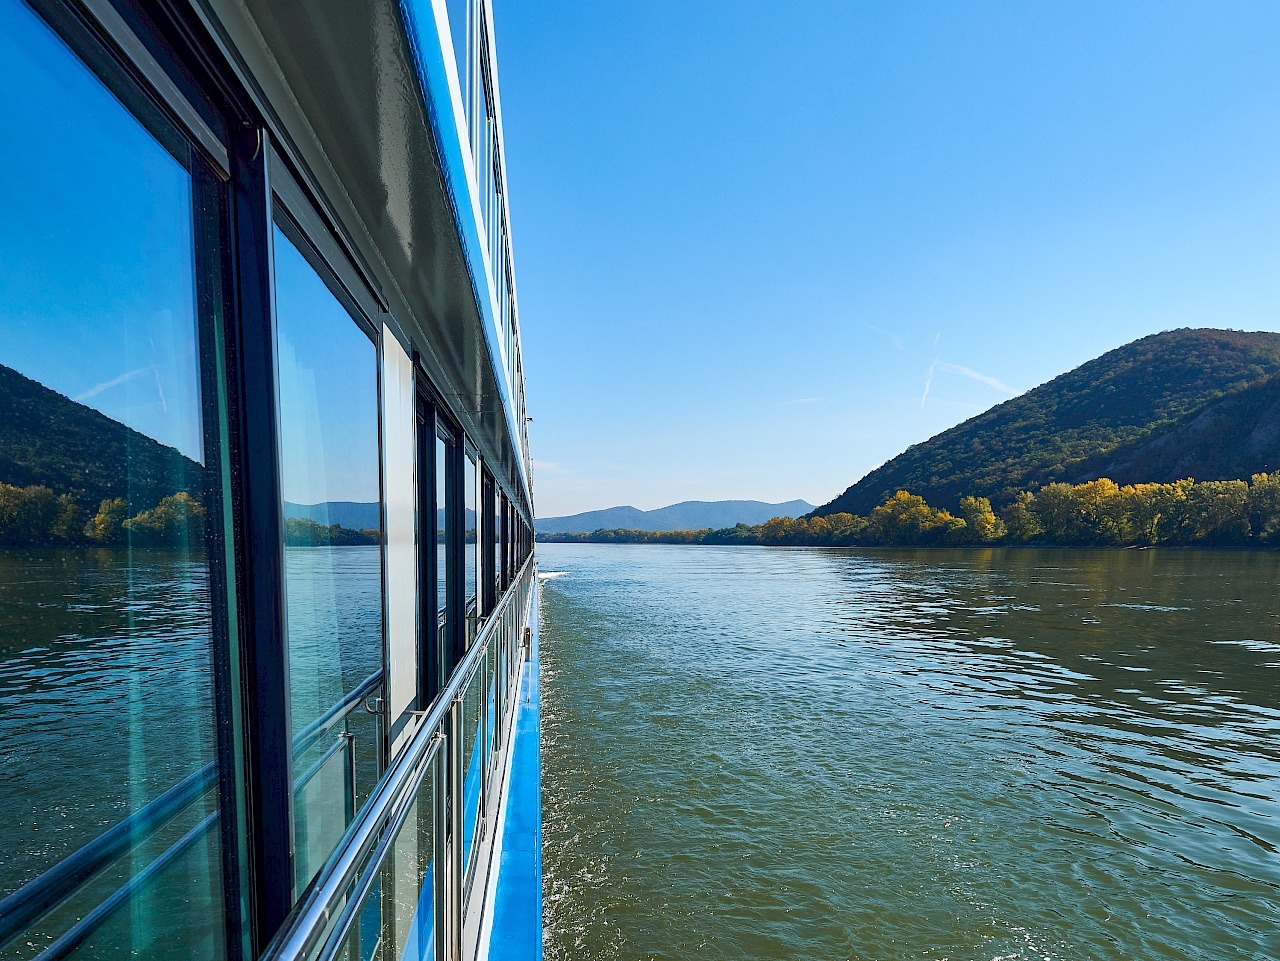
[0,362,203,513]
[813,329,1280,517]
[1073,372,1280,484]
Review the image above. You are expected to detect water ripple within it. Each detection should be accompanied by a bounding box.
[540,545,1280,961]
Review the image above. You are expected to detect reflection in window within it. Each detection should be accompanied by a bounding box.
[435,432,452,677]
[501,497,510,590]
[443,0,470,93]
[273,224,383,895]
[0,1,225,956]
[493,492,503,598]
[341,763,437,960]
[460,661,484,876]
[465,452,477,644]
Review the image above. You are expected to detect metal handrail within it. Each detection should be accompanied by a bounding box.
[34,812,219,961]
[0,670,383,950]
[260,556,535,961]
[313,741,438,959]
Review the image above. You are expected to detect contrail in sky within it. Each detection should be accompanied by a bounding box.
[920,359,937,409]
[920,333,941,408]
[939,362,1017,395]
[75,367,151,402]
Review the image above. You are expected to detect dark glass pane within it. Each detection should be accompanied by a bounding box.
[272,225,383,895]
[443,0,469,91]
[435,433,451,673]
[464,453,477,643]
[0,2,226,957]
[493,493,502,596]
[496,499,506,591]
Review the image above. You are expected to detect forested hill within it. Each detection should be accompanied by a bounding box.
[0,362,202,512]
[813,329,1280,517]
[1075,371,1280,484]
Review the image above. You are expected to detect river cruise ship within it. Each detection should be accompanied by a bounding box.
[0,1,539,960]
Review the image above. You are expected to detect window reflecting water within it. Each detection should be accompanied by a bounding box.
[435,432,452,677]
[493,493,503,598]
[272,224,383,895]
[465,452,477,644]
[501,497,510,590]
[339,761,437,961]
[0,1,225,957]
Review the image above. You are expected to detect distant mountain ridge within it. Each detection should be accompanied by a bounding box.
[813,329,1280,517]
[536,499,815,534]
[0,362,202,511]
[285,501,381,530]
[284,501,477,531]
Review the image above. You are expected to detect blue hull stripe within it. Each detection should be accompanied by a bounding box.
[488,581,542,960]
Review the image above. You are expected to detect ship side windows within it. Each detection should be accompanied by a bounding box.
[464,449,479,644]
[436,427,454,674]
[501,495,511,591]
[416,392,437,702]
[270,218,384,897]
[0,0,235,955]
[0,1,530,957]
[494,490,506,596]
[422,400,463,702]
[481,469,496,615]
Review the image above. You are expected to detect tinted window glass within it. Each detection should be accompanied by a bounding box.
[273,224,383,895]
[443,0,469,89]
[435,432,452,673]
[0,1,227,955]
[336,762,438,960]
[493,492,503,596]
[464,452,477,642]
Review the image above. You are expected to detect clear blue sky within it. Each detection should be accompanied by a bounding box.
[496,1,1280,518]
[274,227,381,507]
[0,0,204,463]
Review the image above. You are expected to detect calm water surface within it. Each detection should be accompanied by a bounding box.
[537,544,1280,961]
[0,546,382,959]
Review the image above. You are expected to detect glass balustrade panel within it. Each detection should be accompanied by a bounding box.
[332,762,438,961]
[460,663,485,882]
[464,452,477,644]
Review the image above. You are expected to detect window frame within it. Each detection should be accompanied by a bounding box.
[1,0,250,954]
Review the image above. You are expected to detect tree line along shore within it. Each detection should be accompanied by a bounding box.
[0,483,383,548]
[0,482,484,548]
[0,484,207,548]
[11,474,1280,551]
[536,475,1280,549]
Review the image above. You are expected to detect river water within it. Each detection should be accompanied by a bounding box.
[536,544,1280,961]
[0,545,382,959]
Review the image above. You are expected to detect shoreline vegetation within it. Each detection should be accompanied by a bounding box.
[536,475,1280,549]
[0,483,488,549]
[0,484,208,548]
[0,482,386,548]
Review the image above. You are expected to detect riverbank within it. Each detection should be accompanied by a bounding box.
[538,475,1280,549]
